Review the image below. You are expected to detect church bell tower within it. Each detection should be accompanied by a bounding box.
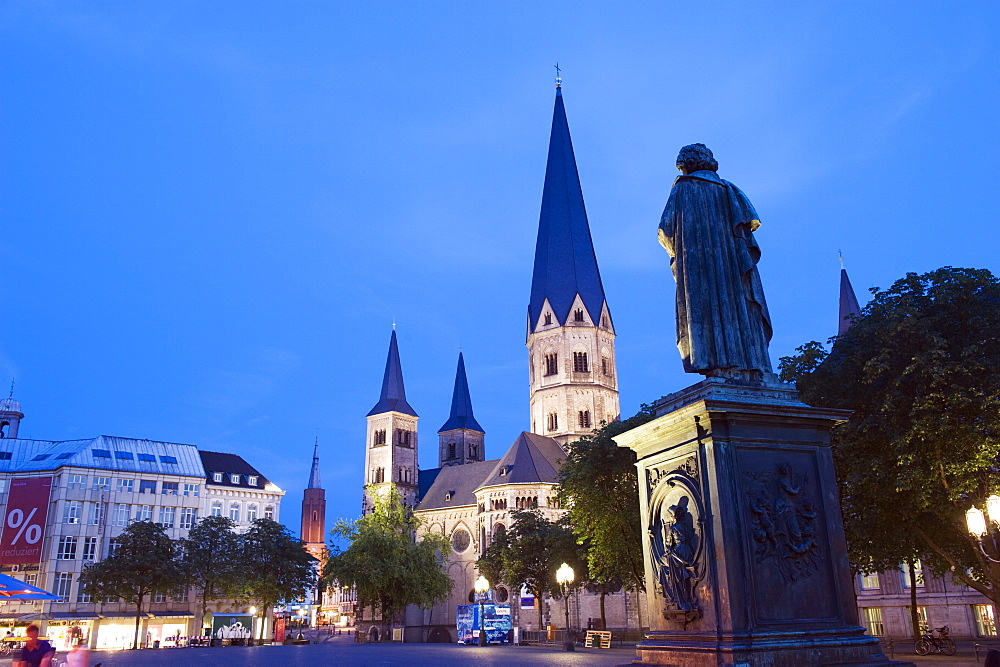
[300,437,326,560]
[363,330,419,512]
[526,83,620,446]
[438,352,485,467]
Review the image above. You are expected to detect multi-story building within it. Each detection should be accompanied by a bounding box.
[0,403,283,650]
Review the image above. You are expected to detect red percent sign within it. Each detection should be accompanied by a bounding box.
[0,477,52,565]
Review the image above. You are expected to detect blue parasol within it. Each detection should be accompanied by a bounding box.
[0,572,60,600]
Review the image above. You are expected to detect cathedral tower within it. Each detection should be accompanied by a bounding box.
[527,84,619,446]
[300,438,326,560]
[438,352,485,467]
[363,330,419,512]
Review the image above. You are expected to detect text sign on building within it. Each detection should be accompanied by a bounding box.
[0,477,53,565]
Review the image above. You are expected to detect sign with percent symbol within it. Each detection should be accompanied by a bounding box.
[0,477,53,565]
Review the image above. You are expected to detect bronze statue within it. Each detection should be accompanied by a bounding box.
[658,144,773,379]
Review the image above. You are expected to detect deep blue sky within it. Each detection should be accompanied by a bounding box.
[2,2,998,534]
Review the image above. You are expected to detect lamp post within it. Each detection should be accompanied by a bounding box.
[248,606,257,646]
[474,575,490,647]
[966,496,1000,633]
[556,562,575,652]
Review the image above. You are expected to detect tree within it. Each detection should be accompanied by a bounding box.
[557,405,656,627]
[241,518,317,641]
[323,485,452,637]
[477,509,587,624]
[778,267,1000,610]
[180,515,243,632]
[78,521,184,649]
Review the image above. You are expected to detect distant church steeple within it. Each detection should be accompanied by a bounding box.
[838,257,862,336]
[438,352,485,467]
[300,437,326,559]
[363,330,419,512]
[0,380,23,439]
[526,83,620,446]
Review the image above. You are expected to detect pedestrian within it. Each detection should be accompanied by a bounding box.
[65,642,89,667]
[985,649,1000,667]
[15,624,55,667]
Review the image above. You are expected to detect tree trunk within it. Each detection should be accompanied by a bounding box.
[599,588,607,630]
[908,560,920,641]
[134,591,145,650]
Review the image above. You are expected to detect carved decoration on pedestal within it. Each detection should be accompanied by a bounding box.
[744,462,820,582]
[647,457,704,624]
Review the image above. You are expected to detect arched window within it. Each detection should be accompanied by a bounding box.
[548,413,559,431]
[469,444,477,459]
[448,443,456,459]
[211,501,223,517]
[574,308,584,322]
[543,313,552,326]
[602,356,611,376]
[573,351,589,372]
[545,353,559,376]
[579,410,591,429]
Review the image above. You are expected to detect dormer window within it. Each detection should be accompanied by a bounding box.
[248,475,258,486]
[213,472,223,483]
[574,309,584,322]
[543,313,552,326]
[230,474,240,484]
[499,466,507,476]
[445,492,452,501]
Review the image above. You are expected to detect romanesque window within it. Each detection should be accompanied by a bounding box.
[602,314,609,328]
[573,351,589,372]
[548,413,559,431]
[395,429,413,448]
[579,410,591,429]
[602,356,611,376]
[544,353,558,376]
[544,313,552,326]
[574,309,584,322]
[469,444,477,459]
[448,443,456,459]
[373,429,386,446]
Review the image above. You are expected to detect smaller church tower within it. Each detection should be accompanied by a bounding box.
[838,260,863,335]
[363,330,419,512]
[438,352,485,467]
[300,437,326,561]
[0,383,23,439]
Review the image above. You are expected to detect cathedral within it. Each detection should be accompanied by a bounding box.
[333,81,644,642]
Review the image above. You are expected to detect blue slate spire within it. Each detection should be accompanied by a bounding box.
[367,330,418,417]
[528,86,608,332]
[438,352,484,433]
[307,437,321,489]
[838,268,862,336]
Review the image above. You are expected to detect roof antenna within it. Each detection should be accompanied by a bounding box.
[838,249,845,270]
[7,378,13,399]
[554,63,562,88]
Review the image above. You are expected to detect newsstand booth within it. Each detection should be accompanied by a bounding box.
[456,604,512,644]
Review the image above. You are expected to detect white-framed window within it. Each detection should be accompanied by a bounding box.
[116,478,134,493]
[905,606,928,635]
[901,560,925,588]
[860,573,880,590]
[213,473,223,483]
[159,506,175,528]
[264,505,274,520]
[172,590,189,603]
[77,589,92,604]
[211,501,223,517]
[247,504,258,522]
[93,477,110,491]
[135,505,153,522]
[63,500,82,524]
[180,508,197,529]
[0,479,6,494]
[53,573,72,599]
[862,607,884,637]
[82,537,98,561]
[56,536,78,560]
[112,503,131,526]
[89,502,104,526]
[974,604,997,636]
[247,476,258,487]
[68,474,87,489]
[108,539,122,557]
[183,483,200,497]
[24,573,37,588]
[152,592,166,604]
[229,502,240,522]
[230,474,240,484]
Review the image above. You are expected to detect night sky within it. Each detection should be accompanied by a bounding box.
[2,2,998,534]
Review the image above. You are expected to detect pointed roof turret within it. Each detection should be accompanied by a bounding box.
[438,352,484,433]
[367,330,418,417]
[307,437,322,489]
[528,86,608,331]
[838,267,862,335]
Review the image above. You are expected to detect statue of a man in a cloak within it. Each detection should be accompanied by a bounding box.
[658,144,773,380]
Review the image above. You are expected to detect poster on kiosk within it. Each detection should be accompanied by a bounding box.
[456,604,512,644]
[0,477,53,566]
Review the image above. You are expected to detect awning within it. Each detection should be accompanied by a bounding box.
[48,613,100,620]
[97,613,150,620]
[146,612,195,619]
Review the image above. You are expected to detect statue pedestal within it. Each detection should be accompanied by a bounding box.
[614,378,907,666]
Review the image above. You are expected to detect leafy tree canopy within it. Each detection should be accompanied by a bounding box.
[557,405,656,593]
[323,485,452,625]
[477,509,587,602]
[180,515,243,625]
[241,518,317,614]
[779,267,1000,601]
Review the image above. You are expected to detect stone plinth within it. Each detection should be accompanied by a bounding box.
[614,378,905,666]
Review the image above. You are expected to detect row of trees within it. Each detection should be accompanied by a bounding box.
[79,516,316,649]
[325,267,1000,637]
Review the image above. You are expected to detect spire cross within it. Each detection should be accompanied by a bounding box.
[838,249,845,270]
[7,379,12,399]
[554,63,562,87]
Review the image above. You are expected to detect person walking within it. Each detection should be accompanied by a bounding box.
[15,624,54,667]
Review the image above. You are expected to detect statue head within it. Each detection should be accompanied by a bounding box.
[676,144,718,175]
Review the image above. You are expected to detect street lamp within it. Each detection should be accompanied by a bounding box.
[556,562,575,652]
[474,575,490,647]
[248,607,257,646]
[966,495,1000,563]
